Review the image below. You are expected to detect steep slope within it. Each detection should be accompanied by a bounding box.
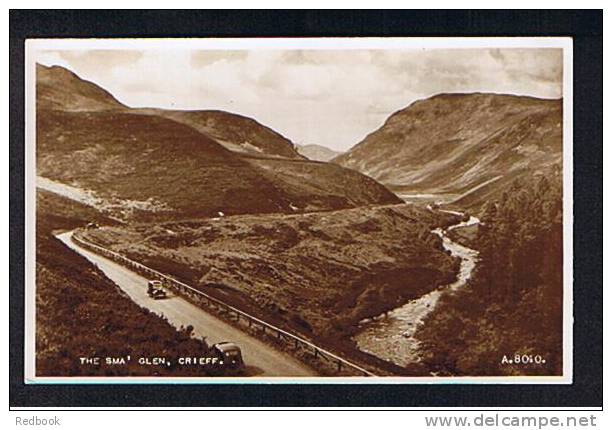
[297,144,342,162]
[158,110,304,159]
[334,93,563,206]
[37,110,300,219]
[36,64,400,219]
[84,204,458,339]
[242,155,401,211]
[36,63,125,111]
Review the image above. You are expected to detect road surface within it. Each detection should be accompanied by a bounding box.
[56,231,317,377]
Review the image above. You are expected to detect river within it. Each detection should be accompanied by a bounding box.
[352,209,480,368]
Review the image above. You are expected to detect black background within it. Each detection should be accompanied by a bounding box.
[9,10,603,408]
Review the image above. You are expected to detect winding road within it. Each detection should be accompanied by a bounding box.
[56,231,317,377]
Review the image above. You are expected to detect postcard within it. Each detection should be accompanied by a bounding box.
[24,37,573,383]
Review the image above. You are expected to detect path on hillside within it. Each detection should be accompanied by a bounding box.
[57,231,317,377]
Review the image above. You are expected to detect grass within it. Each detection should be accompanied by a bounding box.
[37,108,400,221]
[35,190,232,376]
[84,203,461,374]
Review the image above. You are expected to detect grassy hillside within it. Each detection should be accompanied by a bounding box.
[37,109,299,220]
[37,64,400,220]
[335,93,562,205]
[83,204,459,343]
[158,109,304,159]
[37,64,124,111]
[242,155,402,211]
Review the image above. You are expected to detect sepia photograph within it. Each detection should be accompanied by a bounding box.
[24,37,572,383]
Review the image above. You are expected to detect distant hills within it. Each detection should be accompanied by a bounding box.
[334,93,563,209]
[36,64,400,220]
[37,64,563,217]
[297,144,342,162]
[143,109,305,159]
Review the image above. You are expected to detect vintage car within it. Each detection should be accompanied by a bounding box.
[147,280,167,300]
[212,342,244,372]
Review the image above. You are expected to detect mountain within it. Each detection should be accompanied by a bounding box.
[297,144,342,162]
[37,109,299,219]
[36,64,400,220]
[36,64,124,111]
[334,93,563,208]
[84,204,459,340]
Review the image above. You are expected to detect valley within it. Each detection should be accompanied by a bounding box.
[80,204,461,345]
[37,64,399,223]
[35,62,564,377]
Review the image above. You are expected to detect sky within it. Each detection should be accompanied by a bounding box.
[36,48,563,152]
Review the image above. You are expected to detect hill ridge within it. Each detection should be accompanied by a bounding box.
[334,92,563,208]
[36,63,401,220]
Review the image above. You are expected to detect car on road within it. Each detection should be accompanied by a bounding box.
[147,280,167,300]
[212,342,244,372]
